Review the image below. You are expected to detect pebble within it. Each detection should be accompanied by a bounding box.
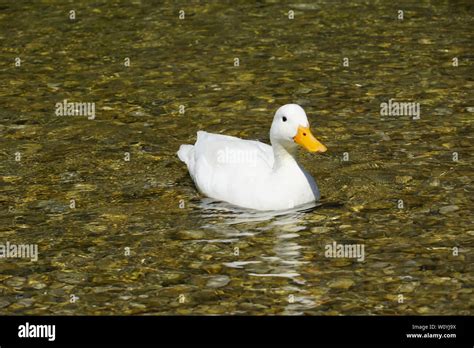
[0,298,12,308]
[328,278,355,289]
[59,171,78,183]
[311,226,331,234]
[376,131,391,141]
[395,176,413,184]
[31,282,47,290]
[5,277,26,288]
[339,224,352,230]
[177,230,205,240]
[296,87,312,94]
[206,275,230,288]
[416,306,431,314]
[439,205,459,215]
[202,244,220,253]
[162,273,184,282]
[433,107,452,116]
[429,178,440,187]
[372,262,390,268]
[398,283,417,293]
[17,298,34,307]
[203,264,222,274]
[310,214,327,222]
[292,3,320,10]
[240,302,269,310]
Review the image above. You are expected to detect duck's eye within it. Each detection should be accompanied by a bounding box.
[282,116,287,122]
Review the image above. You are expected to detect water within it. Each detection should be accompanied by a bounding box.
[0,1,473,315]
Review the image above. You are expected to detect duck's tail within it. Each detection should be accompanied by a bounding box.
[177,144,194,166]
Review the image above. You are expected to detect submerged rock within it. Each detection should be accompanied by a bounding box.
[177,230,205,240]
[206,275,230,288]
[395,176,413,184]
[0,298,12,309]
[439,205,459,215]
[328,278,355,289]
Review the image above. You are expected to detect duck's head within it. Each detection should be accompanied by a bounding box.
[270,104,327,153]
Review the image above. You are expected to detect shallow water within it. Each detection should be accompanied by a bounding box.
[0,1,473,315]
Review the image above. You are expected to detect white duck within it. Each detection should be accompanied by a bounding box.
[177,104,327,211]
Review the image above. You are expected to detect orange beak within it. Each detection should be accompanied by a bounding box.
[293,126,327,153]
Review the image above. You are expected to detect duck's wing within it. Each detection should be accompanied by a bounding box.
[195,131,273,167]
[184,131,274,195]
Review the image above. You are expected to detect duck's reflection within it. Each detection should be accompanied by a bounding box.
[196,198,319,314]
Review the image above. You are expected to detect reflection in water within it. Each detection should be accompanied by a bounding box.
[195,198,319,314]
[197,197,320,224]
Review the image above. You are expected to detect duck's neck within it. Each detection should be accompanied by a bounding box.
[271,141,299,171]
